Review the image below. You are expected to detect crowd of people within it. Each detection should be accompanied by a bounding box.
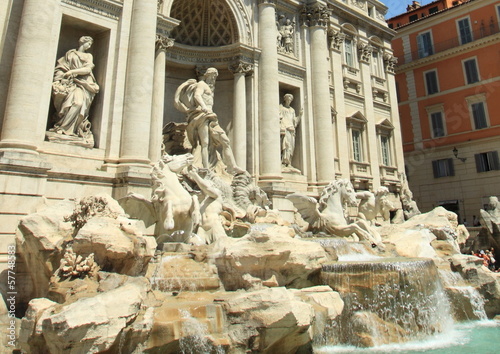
[472,248,498,271]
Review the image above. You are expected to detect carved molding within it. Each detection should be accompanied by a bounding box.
[328,29,346,51]
[156,34,174,52]
[61,0,122,20]
[300,3,330,28]
[383,53,397,74]
[166,43,260,66]
[357,43,373,63]
[229,61,254,75]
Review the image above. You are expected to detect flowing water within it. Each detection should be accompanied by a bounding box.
[318,258,455,347]
[315,320,500,353]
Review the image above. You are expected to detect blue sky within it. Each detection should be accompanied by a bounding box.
[380,0,436,19]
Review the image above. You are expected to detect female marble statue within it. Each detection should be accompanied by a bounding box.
[279,93,302,168]
[50,36,99,138]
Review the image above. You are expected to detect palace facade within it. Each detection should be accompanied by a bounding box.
[0,0,403,264]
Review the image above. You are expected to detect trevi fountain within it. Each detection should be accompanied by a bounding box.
[0,0,499,353]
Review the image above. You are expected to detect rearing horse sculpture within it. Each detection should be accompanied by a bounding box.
[287,179,383,247]
[119,153,202,244]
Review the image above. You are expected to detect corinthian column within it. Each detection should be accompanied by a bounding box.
[229,61,253,170]
[0,0,60,156]
[258,0,281,179]
[149,35,174,163]
[301,3,335,183]
[119,0,157,166]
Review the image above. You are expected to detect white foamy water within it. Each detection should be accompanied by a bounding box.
[315,320,500,353]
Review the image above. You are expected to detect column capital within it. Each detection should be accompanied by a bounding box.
[228,61,254,76]
[357,42,373,64]
[328,29,345,51]
[383,53,398,74]
[300,3,330,28]
[258,0,277,7]
[156,34,174,52]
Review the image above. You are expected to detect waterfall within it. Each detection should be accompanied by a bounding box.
[319,258,454,346]
[178,309,224,354]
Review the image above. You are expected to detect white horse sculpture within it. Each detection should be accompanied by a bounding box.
[287,179,383,247]
[356,186,395,225]
[119,153,203,244]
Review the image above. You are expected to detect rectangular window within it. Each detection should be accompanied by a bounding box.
[409,14,418,22]
[345,38,354,67]
[471,102,488,129]
[352,130,363,162]
[381,136,391,166]
[430,112,445,137]
[425,71,439,95]
[429,6,439,14]
[464,58,479,84]
[432,159,455,178]
[417,32,433,58]
[458,18,473,45]
[475,151,500,172]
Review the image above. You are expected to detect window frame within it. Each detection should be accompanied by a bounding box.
[432,158,455,178]
[417,30,434,58]
[475,151,500,173]
[424,69,439,95]
[426,104,446,138]
[456,16,473,45]
[347,112,368,163]
[466,94,489,130]
[344,36,356,68]
[462,57,480,85]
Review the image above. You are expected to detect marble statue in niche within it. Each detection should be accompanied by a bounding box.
[276,15,295,54]
[279,93,302,171]
[47,36,99,148]
[174,67,244,175]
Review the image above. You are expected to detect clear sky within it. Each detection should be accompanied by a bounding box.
[380,0,436,19]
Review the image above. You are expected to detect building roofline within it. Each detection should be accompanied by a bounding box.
[387,0,476,29]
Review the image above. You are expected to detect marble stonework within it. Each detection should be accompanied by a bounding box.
[0,0,400,256]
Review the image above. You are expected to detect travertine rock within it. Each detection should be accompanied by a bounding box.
[41,279,148,353]
[72,216,156,276]
[16,200,75,298]
[347,311,408,347]
[220,287,315,353]
[213,227,328,290]
[381,207,465,259]
[18,298,57,353]
[450,254,500,317]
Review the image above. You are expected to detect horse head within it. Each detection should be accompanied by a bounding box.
[319,179,358,213]
[162,153,194,174]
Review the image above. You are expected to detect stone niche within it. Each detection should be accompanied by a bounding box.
[46,15,110,149]
[278,83,303,174]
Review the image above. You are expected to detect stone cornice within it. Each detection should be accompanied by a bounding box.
[61,0,122,20]
[396,33,500,73]
[278,60,306,81]
[165,43,261,67]
[157,14,180,37]
[326,1,395,40]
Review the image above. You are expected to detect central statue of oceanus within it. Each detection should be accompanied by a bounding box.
[173,67,243,174]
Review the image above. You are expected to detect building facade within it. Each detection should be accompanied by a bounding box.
[388,0,500,223]
[0,0,403,264]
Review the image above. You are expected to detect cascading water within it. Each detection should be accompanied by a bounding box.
[318,258,454,347]
[178,309,225,354]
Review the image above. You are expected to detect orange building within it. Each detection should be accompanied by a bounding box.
[388,0,500,223]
